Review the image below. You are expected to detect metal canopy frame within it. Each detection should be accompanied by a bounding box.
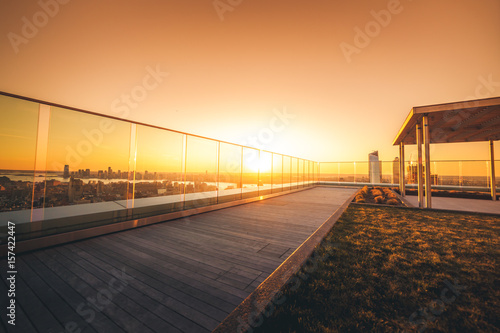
[393,97,500,206]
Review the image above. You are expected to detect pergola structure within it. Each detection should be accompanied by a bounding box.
[393,96,500,208]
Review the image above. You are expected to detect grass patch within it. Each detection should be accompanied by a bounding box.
[254,205,500,332]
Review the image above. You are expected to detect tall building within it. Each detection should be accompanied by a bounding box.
[68,177,84,202]
[63,165,70,179]
[393,157,400,184]
[368,151,381,184]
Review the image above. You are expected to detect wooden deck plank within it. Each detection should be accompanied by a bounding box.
[6,187,356,332]
[0,260,65,332]
[115,227,277,277]
[16,257,99,333]
[33,250,156,333]
[51,246,192,333]
[96,236,250,299]
[0,273,38,333]
[20,253,124,333]
[69,241,232,319]
[113,232,258,289]
[79,237,243,309]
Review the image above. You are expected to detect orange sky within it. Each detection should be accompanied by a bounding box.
[0,0,499,163]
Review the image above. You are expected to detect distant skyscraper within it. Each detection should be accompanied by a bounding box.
[63,165,70,179]
[368,151,381,184]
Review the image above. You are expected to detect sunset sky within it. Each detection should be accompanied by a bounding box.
[0,0,499,163]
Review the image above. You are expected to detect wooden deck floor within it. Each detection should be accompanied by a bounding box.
[0,187,356,333]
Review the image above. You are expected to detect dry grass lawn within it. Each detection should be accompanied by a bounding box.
[254,205,500,332]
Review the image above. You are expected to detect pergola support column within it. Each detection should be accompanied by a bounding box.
[423,116,432,208]
[490,140,497,201]
[416,123,424,208]
[399,142,405,196]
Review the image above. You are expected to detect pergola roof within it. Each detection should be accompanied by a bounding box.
[393,96,500,145]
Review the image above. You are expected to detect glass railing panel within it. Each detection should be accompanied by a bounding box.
[308,161,312,185]
[496,160,500,188]
[291,157,298,189]
[184,136,218,209]
[405,161,417,185]
[338,162,355,183]
[242,147,259,199]
[41,106,132,236]
[259,151,273,195]
[354,162,368,183]
[460,160,489,187]
[283,156,291,191]
[304,160,309,186]
[299,159,304,188]
[309,161,314,186]
[381,160,399,184]
[272,153,283,193]
[133,125,184,217]
[425,161,457,186]
[0,96,39,213]
[319,162,338,182]
[218,142,242,203]
[0,95,40,243]
[312,161,316,185]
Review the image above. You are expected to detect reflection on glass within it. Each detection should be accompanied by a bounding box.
[133,125,184,216]
[242,147,259,199]
[283,156,291,191]
[272,153,283,193]
[0,95,39,215]
[218,143,242,203]
[184,136,218,208]
[45,107,132,209]
[259,151,273,195]
[406,161,423,185]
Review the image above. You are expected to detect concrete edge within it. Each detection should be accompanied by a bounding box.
[212,189,358,333]
[391,189,414,207]
[0,187,315,257]
[351,201,500,217]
